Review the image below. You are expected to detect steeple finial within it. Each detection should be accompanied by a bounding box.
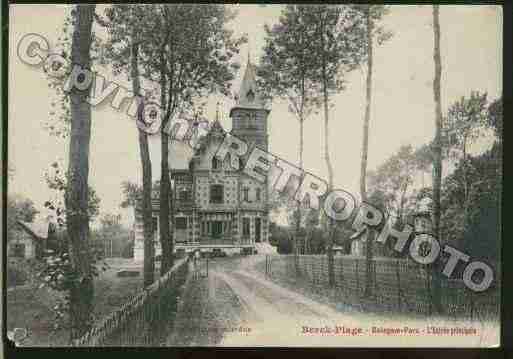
[215,101,220,122]
[247,37,251,65]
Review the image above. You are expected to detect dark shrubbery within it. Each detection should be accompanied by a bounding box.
[7,260,29,287]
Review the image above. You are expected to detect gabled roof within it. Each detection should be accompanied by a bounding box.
[168,118,226,171]
[17,220,50,240]
[191,119,226,156]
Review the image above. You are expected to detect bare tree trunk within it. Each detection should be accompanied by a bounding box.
[159,55,174,275]
[322,66,335,287]
[66,4,95,340]
[431,4,443,314]
[361,6,374,298]
[461,136,470,251]
[294,111,304,271]
[294,75,307,268]
[131,41,155,287]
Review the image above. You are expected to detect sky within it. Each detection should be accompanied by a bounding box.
[8,5,502,227]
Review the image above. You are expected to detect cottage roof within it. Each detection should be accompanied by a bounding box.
[17,220,50,240]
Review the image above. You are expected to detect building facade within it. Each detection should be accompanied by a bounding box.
[134,59,271,261]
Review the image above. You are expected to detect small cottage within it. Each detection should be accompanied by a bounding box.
[8,220,53,259]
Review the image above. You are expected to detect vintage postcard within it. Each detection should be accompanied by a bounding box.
[5,4,502,348]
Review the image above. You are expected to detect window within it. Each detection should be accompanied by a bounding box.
[210,185,224,204]
[243,187,249,202]
[178,190,191,201]
[212,156,221,170]
[256,188,261,201]
[176,217,187,230]
[212,221,223,238]
[243,218,250,237]
[246,89,255,103]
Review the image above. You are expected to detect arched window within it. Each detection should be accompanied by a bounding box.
[212,156,221,170]
[246,89,255,102]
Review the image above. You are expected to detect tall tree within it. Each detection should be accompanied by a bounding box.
[367,145,418,220]
[350,4,391,298]
[360,6,375,297]
[259,5,321,265]
[487,97,502,142]
[65,4,96,339]
[104,4,158,286]
[138,5,245,274]
[431,4,443,314]
[300,5,369,287]
[133,38,156,287]
[441,97,502,265]
[443,91,488,249]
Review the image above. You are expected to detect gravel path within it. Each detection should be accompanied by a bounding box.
[166,262,246,346]
[165,255,499,347]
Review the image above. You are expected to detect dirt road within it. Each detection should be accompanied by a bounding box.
[167,255,498,347]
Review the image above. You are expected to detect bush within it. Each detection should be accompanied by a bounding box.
[7,263,28,287]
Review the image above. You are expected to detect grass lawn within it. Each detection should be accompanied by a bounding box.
[7,286,69,346]
[7,258,159,346]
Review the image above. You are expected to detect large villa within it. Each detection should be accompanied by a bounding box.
[133,59,274,261]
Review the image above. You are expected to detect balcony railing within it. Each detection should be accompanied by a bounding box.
[175,237,254,247]
[199,237,235,246]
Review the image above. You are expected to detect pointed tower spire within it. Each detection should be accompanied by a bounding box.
[229,37,270,152]
[234,46,264,110]
[215,101,220,122]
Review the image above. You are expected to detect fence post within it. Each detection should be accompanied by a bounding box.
[470,290,474,322]
[373,260,378,304]
[426,266,432,316]
[396,260,402,312]
[355,259,360,297]
[340,256,344,289]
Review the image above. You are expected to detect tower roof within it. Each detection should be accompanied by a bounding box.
[234,58,265,110]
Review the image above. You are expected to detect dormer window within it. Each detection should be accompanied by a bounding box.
[246,89,255,102]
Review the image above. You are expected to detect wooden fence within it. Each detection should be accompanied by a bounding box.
[73,258,189,347]
[264,255,499,321]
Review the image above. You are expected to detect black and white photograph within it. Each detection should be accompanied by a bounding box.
[5,4,502,348]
